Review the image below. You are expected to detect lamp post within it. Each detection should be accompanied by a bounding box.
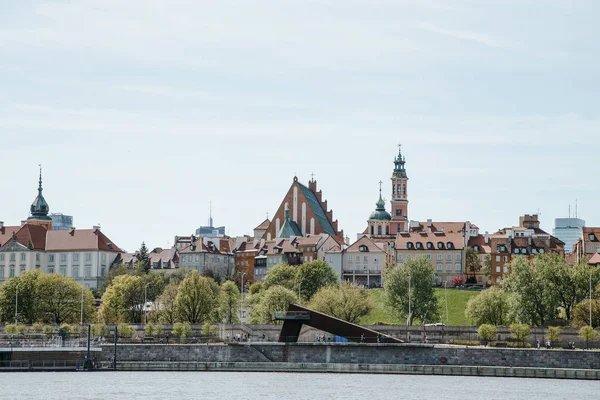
[444,280,449,326]
[144,282,151,325]
[14,284,19,325]
[239,271,247,322]
[298,279,302,304]
[590,270,593,328]
[408,265,411,326]
[80,286,84,326]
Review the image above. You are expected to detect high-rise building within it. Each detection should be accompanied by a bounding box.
[553,217,585,254]
[50,213,73,231]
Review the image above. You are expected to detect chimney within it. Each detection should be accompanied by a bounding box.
[69,227,76,235]
[0,221,3,230]
[93,225,101,233]
[427,219,432,227]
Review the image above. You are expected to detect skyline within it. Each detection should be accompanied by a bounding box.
[1,1,599,251]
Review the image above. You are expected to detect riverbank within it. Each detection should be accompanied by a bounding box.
[113,360,600,380]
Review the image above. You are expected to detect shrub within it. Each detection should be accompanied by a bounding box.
[172,322,192,338]
[578,325,598,349]
[450,275,466,288]
[92,324,109,338]
[448,340,480,346]
[145,322,156,337]
[4,324,19,335]
[546,326,561,344]
[201,322,218,337]
[154,324,164,336]
[145,323,164,337]
[509,323,531,347]
[249,282,263,295]
[31,323,45,333]
[43,325,55,336]
[60,324,79,335]
[477,324,498,343]
[117,323,135,338]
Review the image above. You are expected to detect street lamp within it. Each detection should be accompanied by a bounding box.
[590,270,593,328]
[238,271,247,322]
[14,283,19,325]
[144,282,151,325]
[297,278,302,304]
[80,286,84,326]
[444,280,449,326]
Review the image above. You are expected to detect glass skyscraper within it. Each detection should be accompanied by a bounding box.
[50,213,73,231]
[553,217,585,254]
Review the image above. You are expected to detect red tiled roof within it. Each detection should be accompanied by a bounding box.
[45,229,123,252]
[467,235,491,254]
[254,219,271,230]
[346,236,385,253]
[395,231,464,250]
[410,221,465,234]
[1,224,47,250]
[0,225,23,244]
[588,252,600,265]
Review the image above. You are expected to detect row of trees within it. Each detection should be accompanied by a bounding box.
[465,253,600,327]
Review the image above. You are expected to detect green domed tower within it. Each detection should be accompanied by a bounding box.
[27,166,53,230]
[367,181,392,237]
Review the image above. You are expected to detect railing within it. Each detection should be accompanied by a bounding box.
[0,359,85,370]
[0,335,88,348]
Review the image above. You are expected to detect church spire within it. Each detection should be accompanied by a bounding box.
[29,165,51,221]
[393,144,407,178]
[38,164,43,194]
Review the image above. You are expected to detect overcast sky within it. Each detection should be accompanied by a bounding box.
[1,0,598,252]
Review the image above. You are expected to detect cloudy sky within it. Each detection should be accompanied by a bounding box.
[1,0,598,252]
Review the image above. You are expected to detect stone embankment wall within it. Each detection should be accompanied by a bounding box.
[101,343,600,370]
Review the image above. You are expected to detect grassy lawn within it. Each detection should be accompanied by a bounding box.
[359,288,480,326]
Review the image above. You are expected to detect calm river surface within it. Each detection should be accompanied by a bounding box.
[0,372,597,399]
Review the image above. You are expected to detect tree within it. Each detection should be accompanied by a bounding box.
[546,326,561,344]
[578,325,598,349]
[172,322,192,340]
[117,323,135,338]
[36,274,95,325]
[295,260,338,301]
[138,242,151,274]
[0,270,42,324]
[465,247,479,282]
[309,283,372,323]
[262,263,296,291]
[201,322,218,337]
[384,258,439,326]
[250,285,298,324]
[450,275,466,288]
[509,323,531,348]
[152,282,179,324]
[537,254,600,321]
[503,256,557,326]
[465,287,513,326]
[477,324,498,344]
[249,282,263,295]
[174,271,220,324]
[482,255,492,281]
[571,299,600,328]
[220,280,241,324]
[99,274,145,323]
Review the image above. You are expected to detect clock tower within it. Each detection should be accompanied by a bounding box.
[390,145,408,234]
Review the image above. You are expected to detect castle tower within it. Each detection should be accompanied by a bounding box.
[27,165,53,230]
[390,145,408,233]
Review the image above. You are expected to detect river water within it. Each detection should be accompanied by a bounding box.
[0,372,596,399]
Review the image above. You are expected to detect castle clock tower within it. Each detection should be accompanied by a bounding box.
[390,145,408,234]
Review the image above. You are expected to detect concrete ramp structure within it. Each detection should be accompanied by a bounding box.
[275,304,403,344]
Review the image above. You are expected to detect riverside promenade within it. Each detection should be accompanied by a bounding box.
[99,342,600,380]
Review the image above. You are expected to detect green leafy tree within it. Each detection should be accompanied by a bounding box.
[4,324,20,335]
[578,325,598,349]
[503,256,557,326]
[537,254,600,321]
[117,323,135,338]
[36,274,95,325]
[138,242,151,274]
[99,263,130,295]
[509,323,531,347]
[219,280,241,324]
[30,322,44,333]
[309,283,372,323]
[262,263,297,291]
[571,299,600,328]
[250,285,298,324]
[546,326,561,344]
[152,282,179,324]
[296,260,338,301]
[0,270,42,324]
[201,322,218,337]
[384,258,438,326]
[92,323,109,338]
[465,287,513,326]
[174,271,220,324]
[172,322,192,339]
[99,275,145,323]
[249,282,263,295]
[482,255,492,281]
[477,324,498,344]
[169,268,193,284]
[465,247,479,282]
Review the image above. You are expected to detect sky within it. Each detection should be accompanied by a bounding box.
[1,0,599,252]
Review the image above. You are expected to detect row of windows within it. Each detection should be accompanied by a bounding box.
[397,254,460,262]
[406,242,455,250]
[0,266,104,279]
[496,266,509,273]
[0,252,104,264]
[181,254,229,263]
[436,264,462,272]
[347,255,379,263]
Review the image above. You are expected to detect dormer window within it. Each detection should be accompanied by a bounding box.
[407,242,413,249]
[514,248,519,254]
[473,246,479,252]
[521,248,527,254]
[589,234,596,241]
[437,242,443,249]
[359,245,368,252]
[531,248,536,254]
[416,242,423,249]
[447,242,453,249]
[427,242,433,249]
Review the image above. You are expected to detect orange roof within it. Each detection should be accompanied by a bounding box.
[589,253,600,265]
[45,229,122,252]
[396,231,464,250]
[2,224,47,250]
[254,218,271,230]
[346,236,385,253]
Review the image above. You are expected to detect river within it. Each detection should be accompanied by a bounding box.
[0,372,596,399]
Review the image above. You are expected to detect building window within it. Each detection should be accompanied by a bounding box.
[85,253,92,263]
[356,256,360,262]
[456,254,461,261]
[377,226,382,236]
[503,266,508,273]
[163,262,168,269]
[445,264,452,271]
[496,256,501,262]
[48,254,55,263]
[20,266,25,274]
[48,267,54,274]
[73,267,79,278]
[101,267,106,277]
[85,267,91,278]
[10,267,15,278]
[446,254,452,261]
[503,256,508,262]
[0,254,4,262]
[60,253,67,263]
[0,267,4,278]
[60,267,67,276]
[455,263,461,271]
[36,253,40,262]
[397,255,402,262]
[364,256,368,262]
[10,254,15,262]
[196,255,200,262]
[437,254,442,261]
[20,253,26,261]
[496,266,500,273]
[437,264,442,271]
[73,253,79,262]
[426,254,431,260]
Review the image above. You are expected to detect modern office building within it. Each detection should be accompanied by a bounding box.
[50,213,73,231]
[553,217,585,254]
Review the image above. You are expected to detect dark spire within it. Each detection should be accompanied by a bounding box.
[28,165,51,221]
[393,144,408,178]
